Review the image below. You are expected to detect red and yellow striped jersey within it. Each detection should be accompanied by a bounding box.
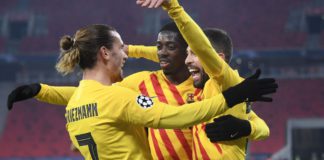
[119,70,202,160]
[165,0,270,159]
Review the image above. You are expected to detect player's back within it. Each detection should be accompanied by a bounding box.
[65,80,152,160]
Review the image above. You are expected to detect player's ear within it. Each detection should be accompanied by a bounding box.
[218,53,225,61]
[99,46,112,61]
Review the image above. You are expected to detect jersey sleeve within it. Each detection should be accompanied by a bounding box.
[128,45,159,63]
[220,71,244,91]
[112,86,229,129]
[34,83,76,106]
[164,0,242,89]
[248,111,270,140]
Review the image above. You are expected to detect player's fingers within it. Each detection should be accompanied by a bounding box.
[213,115,232,122]
[7,94,14,110]
[148,0,156,8]
[154,0,165,8]
[205,131,221,138]
[247,68,261,80]
[141,0,152,7]
[259,88,277,95]
[257,78,276,85]
[136,0,145,5]
[7,100,13,110]
[149,0,161,8]
[208,137,217,142]
[208,136,223,142]
[7,92,16,110]
[148,1,155,8]
[257,96,273,102]
[205,125,222,133]
[259,82,278,89]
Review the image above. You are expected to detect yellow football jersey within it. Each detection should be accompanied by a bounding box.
[165,0,269,159]
[63,79,230,159]
[119,69,202,160]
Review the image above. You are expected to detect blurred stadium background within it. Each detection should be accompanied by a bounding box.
[0,0,323,160]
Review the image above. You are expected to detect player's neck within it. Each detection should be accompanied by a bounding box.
[164,68,190,85]
[82,67,113,86]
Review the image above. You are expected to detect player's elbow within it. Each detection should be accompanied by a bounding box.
[258,124,270,140]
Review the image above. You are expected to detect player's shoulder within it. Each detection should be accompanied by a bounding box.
[109,85,152,106]
[124,71,152,79]
[204,79,214,87]
[110,84,139,95]
[233,69,244,80]
[123,70,162,81]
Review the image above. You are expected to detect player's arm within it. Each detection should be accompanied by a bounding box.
[118,71,277,128]
[248,110,270,140]
[161,0,247,90]
[8,71,151,109]
[139,0,242,87]
[161,0,230,78]
[125,44,159,63]
[35,84,76,105]
[116,86,229,129]
[37,72,156,105]
[7,83,76,110]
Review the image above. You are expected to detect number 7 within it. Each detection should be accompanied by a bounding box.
[76,132,99,160]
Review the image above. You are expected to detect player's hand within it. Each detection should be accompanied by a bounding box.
[136,0,166,8]
[222,69,278,107]
[205,115,251,142]
[7,83,41,110]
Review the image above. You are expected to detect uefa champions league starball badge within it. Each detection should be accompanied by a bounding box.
[136,95,154,108]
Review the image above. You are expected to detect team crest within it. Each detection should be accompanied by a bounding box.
[186,93,195,103]
[136,95,154,109]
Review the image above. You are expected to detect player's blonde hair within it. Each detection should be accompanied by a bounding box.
[56,24,116,75]
[56,35,80,75]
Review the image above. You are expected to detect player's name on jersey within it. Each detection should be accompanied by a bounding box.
[65,103,98,123]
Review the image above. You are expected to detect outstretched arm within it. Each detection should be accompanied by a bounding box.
[115,85,228,128]
[162,0,229,78]
[35,84,76,105]
[120,70,277,128]
[126,44,159,63]
[7,83,76,110]
[163,0,243,90]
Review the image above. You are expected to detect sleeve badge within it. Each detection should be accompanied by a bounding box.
[136,95,154,109]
